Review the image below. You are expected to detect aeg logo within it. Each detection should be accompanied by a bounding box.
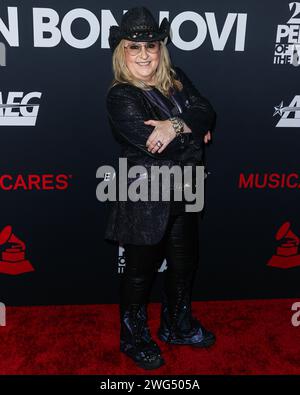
[273,96,300,127]
[0,92,42,126]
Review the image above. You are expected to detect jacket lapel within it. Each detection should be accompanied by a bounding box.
[141,88,177,118]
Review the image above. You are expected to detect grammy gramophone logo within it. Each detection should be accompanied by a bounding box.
[268,221,300,269]
[0,225,34,275]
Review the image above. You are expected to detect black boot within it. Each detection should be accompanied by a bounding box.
[157,288,216,347]
[120,303,165,370]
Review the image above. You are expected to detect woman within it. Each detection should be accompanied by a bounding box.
[105,6,217,370]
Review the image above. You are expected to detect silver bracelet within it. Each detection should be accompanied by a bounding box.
[169,116,184,137]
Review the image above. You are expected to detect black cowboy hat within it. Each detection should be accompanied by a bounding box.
[108,6,171,51]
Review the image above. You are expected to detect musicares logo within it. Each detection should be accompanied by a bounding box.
[268,221,300,269]
[238,173,300,189]
[0,174,72,190]
[0,225,34,275]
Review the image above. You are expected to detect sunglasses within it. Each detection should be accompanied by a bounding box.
[124,42,161,56]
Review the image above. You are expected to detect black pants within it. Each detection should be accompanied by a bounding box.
[120,212,199,310]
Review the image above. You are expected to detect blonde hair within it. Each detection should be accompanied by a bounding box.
[109,39,183,97]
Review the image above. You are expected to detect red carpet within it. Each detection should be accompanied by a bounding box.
[0,299,300,375]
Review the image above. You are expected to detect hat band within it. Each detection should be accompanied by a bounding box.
[127,31,156,39]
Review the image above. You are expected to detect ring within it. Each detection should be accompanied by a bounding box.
[156,140,163,148]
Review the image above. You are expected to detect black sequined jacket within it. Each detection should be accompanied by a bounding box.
[104,66,216,245]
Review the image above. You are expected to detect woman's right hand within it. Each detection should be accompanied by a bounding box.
[144,119,177,154]
[204,131,211,144]
[144,119,212,154]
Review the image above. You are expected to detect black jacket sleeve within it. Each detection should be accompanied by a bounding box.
[174,66,217,144]
[106,84,187,160]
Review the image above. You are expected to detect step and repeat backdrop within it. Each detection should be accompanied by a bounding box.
[0,0,299,305]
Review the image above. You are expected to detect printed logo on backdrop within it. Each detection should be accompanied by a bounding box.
[274,2,300,66]
[268,221,300,269]
[118,246,167,274]
[0,92,42,126]
[0,174,72,191]
[0,7,247,51]
[239,172,300,189]
[273,96,300,127]
[0,225,34,275]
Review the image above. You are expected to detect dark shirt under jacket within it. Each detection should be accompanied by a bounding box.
[104,66,216,245]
